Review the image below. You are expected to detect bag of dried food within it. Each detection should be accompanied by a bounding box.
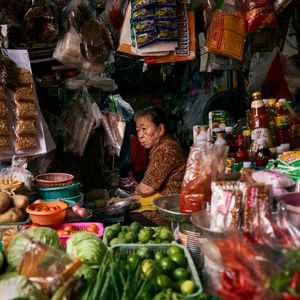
[180,144,229,213]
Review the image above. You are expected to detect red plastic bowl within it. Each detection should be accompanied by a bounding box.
[35,173,74,188]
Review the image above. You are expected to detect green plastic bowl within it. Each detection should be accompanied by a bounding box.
[37,182,80,199]
[43,193,84,206]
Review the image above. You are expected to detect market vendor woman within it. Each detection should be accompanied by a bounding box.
[108,106,187,226]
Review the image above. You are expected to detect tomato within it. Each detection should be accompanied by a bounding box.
[137,247,152,259]
[141,259,155,277]
[127,253,140,266]
[156,274,172,290]
[63,224,74,232]
[154,251,166,262]
[159,257,176,273]
[167,245,183,257]
[169,253,187,268]
[180,280,196,295]
[86,224,99,234]
[173,267,190,281]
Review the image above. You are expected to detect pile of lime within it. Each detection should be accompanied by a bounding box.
[105,222,174,246]
[127,245,198,297]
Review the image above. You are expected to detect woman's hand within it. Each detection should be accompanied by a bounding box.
[106,194,141,206]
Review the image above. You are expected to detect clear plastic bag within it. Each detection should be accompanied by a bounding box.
[60,87,102,156]
[180,144,229,213]
[0,156,34,191]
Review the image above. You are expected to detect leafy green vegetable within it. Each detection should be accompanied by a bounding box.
[75,263,97,282]
[159,227,173,241]
[129,221,143,233]
[66,232,107,266]
[138,228,152,243]
[7,227,60,270]
[0,275,46,300]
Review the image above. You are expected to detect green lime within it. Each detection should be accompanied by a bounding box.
[129,221,143,233]
[169,253,187,268]
[159,257,176,273]
[105,228,118,242]
[137,247,152,259]
[127,253,140,266]
[125,231,138,243]
[180,280,197,295]
[110,223,122,233]
[156,274,173,290]
[173,267,190,281]
[167,245,183,257]
[154,251,166,262]
[109,237,122,247]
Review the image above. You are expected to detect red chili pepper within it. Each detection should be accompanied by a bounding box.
[291,271,299,290]
[282,292,300,300]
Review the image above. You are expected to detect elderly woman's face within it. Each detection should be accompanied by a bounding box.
[136,115,165,149]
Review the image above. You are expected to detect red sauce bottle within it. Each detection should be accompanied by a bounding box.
[250,92,268,130]
[255,138,272,167]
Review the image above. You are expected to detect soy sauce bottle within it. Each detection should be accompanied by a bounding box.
[255,138,272,168]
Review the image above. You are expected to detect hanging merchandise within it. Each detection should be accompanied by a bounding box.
[245,0,277,33]
[22,0,59,46]
[118,1,196,63]
[59,86,102,156]
[0,49,54,161]
[53,0,115,78]
[206,0,246,60]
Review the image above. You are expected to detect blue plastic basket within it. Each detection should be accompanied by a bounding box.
[37,182,80,199]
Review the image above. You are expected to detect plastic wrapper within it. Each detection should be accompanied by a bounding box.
[18,236,81,295]
[206,0,246,60]
[15,135,38,151]
[210,181,245,230]
[60,87,102,156]
[242,184,271,233]
[0,156,34,191]
[15,119,37,136]
[0,135,10,150]
[22,0,59,44]
[17,68,34,85]
[13,86,37,103]
[0,100,8,118]
[245,0,277,32]
[180,144,229,213]
[0,118,9,134]
[252,170,295,188]
[105,0,129,29]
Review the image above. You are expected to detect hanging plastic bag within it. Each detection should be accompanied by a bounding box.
[206,0,246,60]
[60,86,102,156]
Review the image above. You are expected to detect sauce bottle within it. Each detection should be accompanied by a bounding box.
[225,126,235,153]
[235,134,247,162]
[275,102,291,145]
[250,92,268,130]
[255,138,272,168]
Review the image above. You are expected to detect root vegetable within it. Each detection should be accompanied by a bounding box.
[0,207,25,223]
[11,194,29,209]
[0,191,11,214]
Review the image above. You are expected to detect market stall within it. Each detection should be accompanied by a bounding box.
[0,0,300,299]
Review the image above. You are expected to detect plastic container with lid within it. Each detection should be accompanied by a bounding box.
[250,92,268,130]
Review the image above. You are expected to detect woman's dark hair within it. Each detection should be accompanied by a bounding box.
[134,106,170,134]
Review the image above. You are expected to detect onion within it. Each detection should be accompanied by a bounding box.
[76,207,88,217]
[72,204,81,213]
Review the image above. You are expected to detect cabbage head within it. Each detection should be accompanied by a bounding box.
[66,232,107,266]
[7,226,60,271]
[0,275,46,300]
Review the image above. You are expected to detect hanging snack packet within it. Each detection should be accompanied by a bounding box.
[132,8,154,20]
[206,0,246,60]
[132,0,155,10]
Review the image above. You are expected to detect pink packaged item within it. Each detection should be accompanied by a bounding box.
[252,170,295,188]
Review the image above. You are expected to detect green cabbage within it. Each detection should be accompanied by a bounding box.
[0,275,46,300]
[66,232,107,266]
[7,227,60,271]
